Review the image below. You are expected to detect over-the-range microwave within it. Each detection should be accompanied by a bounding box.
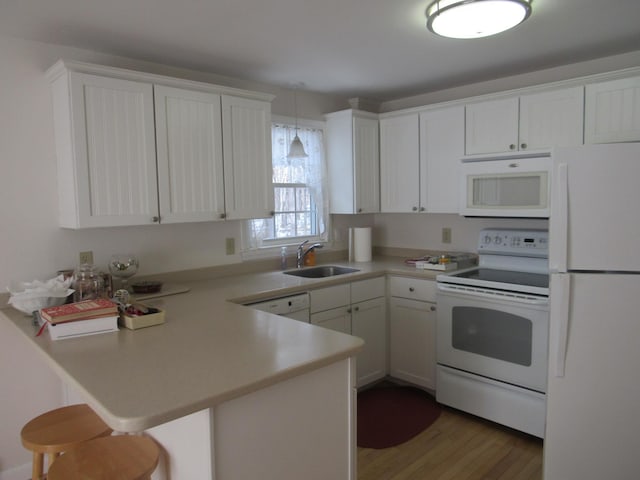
[459,153,551,217]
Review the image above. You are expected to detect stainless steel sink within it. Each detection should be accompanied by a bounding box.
[283,265,360,278]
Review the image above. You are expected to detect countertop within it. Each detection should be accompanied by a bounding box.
[2,256,453,432]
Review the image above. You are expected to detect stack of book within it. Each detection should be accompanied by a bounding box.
[38,298,119,340]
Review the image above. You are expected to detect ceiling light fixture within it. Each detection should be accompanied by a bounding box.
[426,0,532,39]
[288,85,308,159]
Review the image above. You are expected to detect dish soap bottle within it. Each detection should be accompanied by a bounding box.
[280,246,288,270]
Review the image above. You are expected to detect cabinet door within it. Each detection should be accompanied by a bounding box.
[519,86,584,150]
[352,296,387,388]
[419,106,464,213]
[311,306,351,334]
[221,96,274,220]
[380,113,420,212]
[65,72,158,227]
[389,297,437,390]
[585,77,640,144]
[353,115,380,213]
[465,97,519,155]
[310,283,351,313]
[154,86,225,223]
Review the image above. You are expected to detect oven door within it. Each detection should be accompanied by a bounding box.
[436,283,549,392]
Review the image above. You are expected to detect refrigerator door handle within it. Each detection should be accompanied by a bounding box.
[552,274,571,377]
[550,162,569,273]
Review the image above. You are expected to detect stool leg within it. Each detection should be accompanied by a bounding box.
[48,451,60,468]
[32,451,44,480]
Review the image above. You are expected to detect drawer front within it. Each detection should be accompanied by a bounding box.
[389,276,436,302]
[351,276,386,304]
[310,284,351,313]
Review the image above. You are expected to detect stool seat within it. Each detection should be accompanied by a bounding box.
[47,435,160,480]
[21,404,112,480]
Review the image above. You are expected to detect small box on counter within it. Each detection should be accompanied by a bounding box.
[119,304,165,330]
[415,261,458,271]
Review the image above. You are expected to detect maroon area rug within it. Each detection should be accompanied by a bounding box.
[357,385,441,449]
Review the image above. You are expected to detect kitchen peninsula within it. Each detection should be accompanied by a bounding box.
[3,268,373,480]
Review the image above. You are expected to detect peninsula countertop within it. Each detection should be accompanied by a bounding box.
[2,256,449,432]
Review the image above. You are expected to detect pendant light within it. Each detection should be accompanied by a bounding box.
[426,0,532,39]
[288,85,308,159]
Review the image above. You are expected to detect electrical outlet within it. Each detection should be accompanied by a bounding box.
[225,238,235,255]
[79,250,94,265]
[442,227,452,244]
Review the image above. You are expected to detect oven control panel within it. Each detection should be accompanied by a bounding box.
[478,229,548,257]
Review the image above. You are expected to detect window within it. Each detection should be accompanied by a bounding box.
[245,120,328,251]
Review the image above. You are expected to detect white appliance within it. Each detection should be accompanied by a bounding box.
[459,153,551,217]
[545,144,640,479]
[246,293,310,323]
[436,229,549,438]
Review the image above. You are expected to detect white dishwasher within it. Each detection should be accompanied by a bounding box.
[246,293,310,323]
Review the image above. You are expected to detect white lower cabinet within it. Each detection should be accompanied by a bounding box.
[389,276,437,390]
[310,277,387,388]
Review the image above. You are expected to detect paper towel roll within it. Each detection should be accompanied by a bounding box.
[352,227,372,262]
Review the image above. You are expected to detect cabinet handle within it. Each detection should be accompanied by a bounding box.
[430,305,436,312]
[347,308,352,313]
[509,163,519,168]
[419,206,425,212]
[358,208,363,213]
[412,206,418,211]
[269,211,275,216]
[152,216,160,223]
[354,306,360,312]
[409,287,415,292]
[509,144,516,150]
[521,142,527,149]
[220,213,227,219]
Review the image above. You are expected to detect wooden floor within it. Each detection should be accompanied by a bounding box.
[358,406,543,480]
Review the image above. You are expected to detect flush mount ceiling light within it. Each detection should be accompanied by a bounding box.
[426,0,532,39]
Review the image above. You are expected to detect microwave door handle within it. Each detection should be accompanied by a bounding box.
[550,163,568,273]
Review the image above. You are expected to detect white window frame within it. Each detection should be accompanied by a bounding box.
[241,115,330,259]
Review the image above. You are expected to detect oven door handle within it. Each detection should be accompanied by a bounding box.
[437,284,549,306]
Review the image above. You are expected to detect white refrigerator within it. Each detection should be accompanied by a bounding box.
[545,143,640,479]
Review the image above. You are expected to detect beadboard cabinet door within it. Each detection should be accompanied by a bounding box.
[154,86,225,223]
[585,77,640,143]
[379,113,420,213]
[57,72,159,228]
[221,96,274,220]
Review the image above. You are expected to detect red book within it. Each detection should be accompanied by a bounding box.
[40,298,118,324]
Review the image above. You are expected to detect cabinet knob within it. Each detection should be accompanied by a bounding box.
[430,305,436,312]
[152,216,160,223]
[220,213,227,219]
[409,287,415,292]
[419,206,425,212]
[509,144,516,150]
[269,211,275,216]
[354,306,360,312]
[412,206,418,211]
[358,208,363,213]
[521,142,527,149]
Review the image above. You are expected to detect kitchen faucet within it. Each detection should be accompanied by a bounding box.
[296,240,324,268]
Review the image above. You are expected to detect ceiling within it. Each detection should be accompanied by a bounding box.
[3,0,640,101]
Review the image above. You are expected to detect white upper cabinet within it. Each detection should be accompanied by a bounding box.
[465,86,584,155]
[380,106,463,214]
[53,72,159,228]
[154,86,225,223]
[221,96,274,220]
[47,60,274,228]
[325,109,379,214]
[585,77,640,144]
[379,113,420,213]
[419,106,464,214]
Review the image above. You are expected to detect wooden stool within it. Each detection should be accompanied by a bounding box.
[20,404,113,480]
[47,435,160,480]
